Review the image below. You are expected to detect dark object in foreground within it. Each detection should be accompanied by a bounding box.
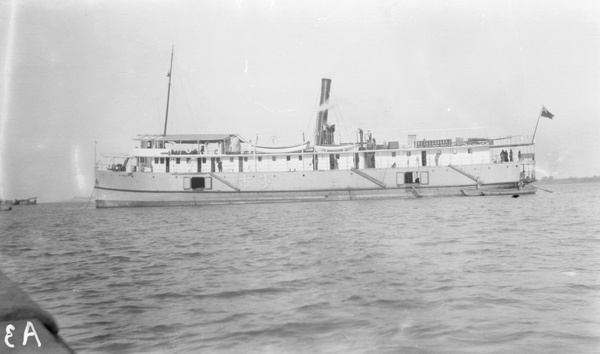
[0,271,74,353]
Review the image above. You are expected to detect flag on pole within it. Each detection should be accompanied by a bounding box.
[541,106,554,119]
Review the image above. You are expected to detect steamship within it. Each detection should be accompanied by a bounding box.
[94,55,539,207]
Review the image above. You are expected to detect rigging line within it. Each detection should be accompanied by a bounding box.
[85,186,95,209]
[327,88,352,144]
[478,158,485,179]
[333,96,352,144]
[156,96,162,132]
[304,91,321,142]
[327,86,339,140]
[327,86,352,144]
[173,56,200,133]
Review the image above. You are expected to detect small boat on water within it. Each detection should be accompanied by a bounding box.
[0,197,37,206]
[94,50,547,208]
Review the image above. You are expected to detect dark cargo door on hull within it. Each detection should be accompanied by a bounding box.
[365,152,375,168]
[166,158,170,173]
[211,157,216,172]
[421,151,427,166]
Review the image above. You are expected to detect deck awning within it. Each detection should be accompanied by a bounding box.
[134,134,248,143]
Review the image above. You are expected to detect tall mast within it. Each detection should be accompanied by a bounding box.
[163,45,174,136]
[314,78,332,145]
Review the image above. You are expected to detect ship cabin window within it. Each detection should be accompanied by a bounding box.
[202,158,207,163]
[160,158,165,164]
[286,155,291,161]
[392,152,396,157]
[407,151,412,157]
[299,155,303,161]
[146,141,152,148]
[258,156,262,162]
[468,148,473,154]
[154,157,159,164]
[230,157,234,162]
[176,158,180,164]
[272,156,277,161]
[188,177,212,190]
[244,156,248,162]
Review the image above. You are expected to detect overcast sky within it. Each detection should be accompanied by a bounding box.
[1,0,599,202]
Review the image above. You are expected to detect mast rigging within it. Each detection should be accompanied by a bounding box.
[163,45,174,136]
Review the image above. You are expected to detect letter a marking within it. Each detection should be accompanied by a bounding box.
[23,321,41,347]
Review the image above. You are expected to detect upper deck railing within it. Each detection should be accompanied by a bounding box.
[96,139,536,174]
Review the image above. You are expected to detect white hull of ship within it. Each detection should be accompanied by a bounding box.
[95,162,533,208]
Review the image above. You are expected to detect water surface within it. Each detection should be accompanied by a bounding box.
[1,183,599,353]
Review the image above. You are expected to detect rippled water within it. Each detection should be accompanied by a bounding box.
[1,183,599,353]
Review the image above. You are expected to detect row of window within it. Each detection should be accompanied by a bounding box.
[400,149,473,156]
[154,157,211,164]
[153,156,307,164]
[153,149,476,165]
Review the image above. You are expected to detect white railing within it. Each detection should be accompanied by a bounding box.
[97,140,536,174]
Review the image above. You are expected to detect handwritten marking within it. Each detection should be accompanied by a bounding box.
[4,324,14,348]
[3,321,41,348]
[23,321,41,347]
